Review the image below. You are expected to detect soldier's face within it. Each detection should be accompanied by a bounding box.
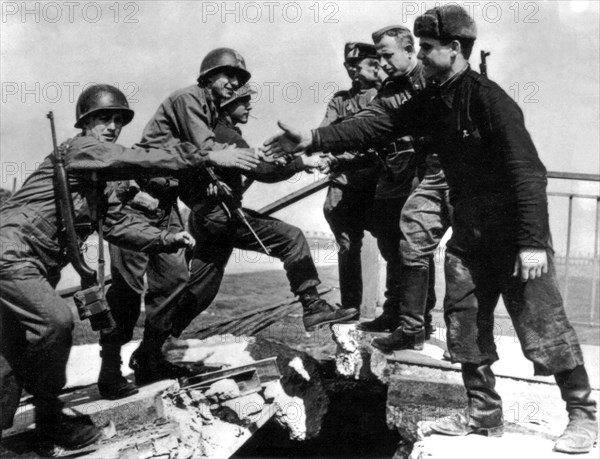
[355,58,381,85]
[344,61,359,80]
[84,111,123,143]
[376,35,413,77]
[209,70,241,101]
[417,37,453,79]
[227,97,252,125]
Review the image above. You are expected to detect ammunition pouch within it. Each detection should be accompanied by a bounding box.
[73,285,116,331]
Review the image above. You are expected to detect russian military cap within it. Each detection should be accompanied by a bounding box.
[371,25,411,44]
[414,4,477,41]
[344,42,378,62]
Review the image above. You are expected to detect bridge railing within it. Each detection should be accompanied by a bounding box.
[547,171,599,326]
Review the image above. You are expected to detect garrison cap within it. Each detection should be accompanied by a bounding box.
[414,4,477,41]
[344,42,378,62]
[371,25,411,44]
[220,84,257,108]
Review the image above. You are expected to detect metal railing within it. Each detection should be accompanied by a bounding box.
[547,171,600,326]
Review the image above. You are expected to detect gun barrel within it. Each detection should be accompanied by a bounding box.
[206,165,271,255]
[47,111,97,285]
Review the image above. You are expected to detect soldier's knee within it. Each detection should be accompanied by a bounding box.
[42,306,74,343]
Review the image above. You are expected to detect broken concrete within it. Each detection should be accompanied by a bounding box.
[2,335,331,458]
[332,323,600,459]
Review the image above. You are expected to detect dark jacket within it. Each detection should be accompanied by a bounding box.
[313,67,550,252]
[320,85,379,190]
[0,135,208,274]
[353,62,427,199]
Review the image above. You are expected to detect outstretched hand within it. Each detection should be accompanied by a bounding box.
[207,148,260,171]
[262,121,313,158]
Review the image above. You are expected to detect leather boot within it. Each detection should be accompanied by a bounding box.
[430,363,504,437]
[129,327,192,386]
[98,344,139,400]
[35,399,101,449]
[371,267,430,351]
[357,259,404,333]
[554,365,598,454]
[300,287,359,331]
[371,327,425,352]
[356,299,399,333]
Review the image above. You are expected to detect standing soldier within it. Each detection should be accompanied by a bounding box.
[319,42,381,312]
[0,84,257,448]
[139,48,358,342]
[263,5,597,453]
[359,26,451,353]
[346,28,425,342]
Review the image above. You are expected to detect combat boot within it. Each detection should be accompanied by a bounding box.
[300,287,358,331]
[35,400,101,449]
[356,299,400,333]
[554,365,598,454]
[371,327,425,352]
[98,344,139,400]
[129,326,193,386]
[430,363,504,437]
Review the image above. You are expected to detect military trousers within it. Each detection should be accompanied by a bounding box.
[369,197,407,304]
[101,246,189,344]
[444,248,585,376]
[0,262,73,429]
[323,184,374,309]
[399,171,452,268]
[169,207,320,336]
[101,202,189,344]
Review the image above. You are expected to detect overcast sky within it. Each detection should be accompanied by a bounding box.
[1,0,599,253]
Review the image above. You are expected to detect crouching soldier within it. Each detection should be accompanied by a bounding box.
[0,84,258,448]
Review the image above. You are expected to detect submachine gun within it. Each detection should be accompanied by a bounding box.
[47,111,115,331]
[205,164,270,255]
[480,50,491,77]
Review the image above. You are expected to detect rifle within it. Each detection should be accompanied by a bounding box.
[47,111,115,331]
[205,165,270,255]
[480,50,490,77]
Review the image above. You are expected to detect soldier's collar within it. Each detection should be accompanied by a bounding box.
[435,64,470,107]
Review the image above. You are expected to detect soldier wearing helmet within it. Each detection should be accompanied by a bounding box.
[97,48,262,392]
[134,48,359,346]
[0,84,257,448]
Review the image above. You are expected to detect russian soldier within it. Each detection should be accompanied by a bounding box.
[319,42,380,312]
[263,5,597,453]
[358,25,451,353]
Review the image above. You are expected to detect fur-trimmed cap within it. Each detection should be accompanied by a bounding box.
[414,4,477,41]
[344,42,378,62]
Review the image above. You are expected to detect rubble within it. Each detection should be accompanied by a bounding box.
[331,322,600,459]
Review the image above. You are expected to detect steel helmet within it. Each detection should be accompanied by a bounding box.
[74,84,134,128]
[220,84,257,109]
[198,48,251,86]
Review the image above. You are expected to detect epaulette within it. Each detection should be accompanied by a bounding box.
[332,89,350,99]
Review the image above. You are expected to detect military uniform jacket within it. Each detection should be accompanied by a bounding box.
[0,135,209,275]
[320,85,379,190]
[137,84,228,210]
[314,66,550,252]
[353,62,427,200]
